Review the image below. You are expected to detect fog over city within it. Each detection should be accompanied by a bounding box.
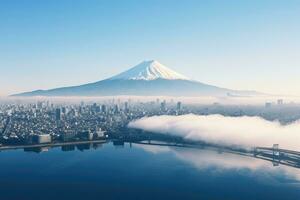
[129,114,300,151]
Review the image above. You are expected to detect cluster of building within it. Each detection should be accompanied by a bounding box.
[0,99,184,146]
[1,98,300,146]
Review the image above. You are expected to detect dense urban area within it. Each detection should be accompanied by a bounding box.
[1,98,300,149]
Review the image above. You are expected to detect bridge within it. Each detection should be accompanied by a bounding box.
[254,146,300,168]
[1,131,300,170]
[129,139,300,169]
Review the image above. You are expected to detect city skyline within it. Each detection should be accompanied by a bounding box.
[1,1,300,199]
[1,0,300,96]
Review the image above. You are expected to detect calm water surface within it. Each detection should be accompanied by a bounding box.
[0,142,299,200]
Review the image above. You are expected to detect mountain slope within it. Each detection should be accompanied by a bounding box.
[110,60,189,81]
[13,60,260,97]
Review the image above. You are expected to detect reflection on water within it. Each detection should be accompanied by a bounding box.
[0,141,299,200]
[137,144,300,184]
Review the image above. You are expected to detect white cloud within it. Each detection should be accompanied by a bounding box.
[128,114,300,151]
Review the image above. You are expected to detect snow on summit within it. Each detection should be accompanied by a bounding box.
[109,60,190,81]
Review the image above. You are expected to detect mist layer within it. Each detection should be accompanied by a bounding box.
[128,114,300,151]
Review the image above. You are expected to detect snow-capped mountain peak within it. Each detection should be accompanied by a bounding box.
[109,60,190,81]
[13,59,261,97]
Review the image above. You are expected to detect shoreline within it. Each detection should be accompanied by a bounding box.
[0,139,107,151]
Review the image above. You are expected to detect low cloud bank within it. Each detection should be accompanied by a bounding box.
[128,114,300,151]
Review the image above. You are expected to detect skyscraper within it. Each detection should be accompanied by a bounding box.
[55,108,61,121]
[160,100,167,112]
[101,105,107,114]
[61,107,66,114]
[124,102,129,112]
[114,105,119,113]
[177,101,182,111]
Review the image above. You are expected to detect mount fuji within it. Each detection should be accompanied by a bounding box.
[109,60,189,81]
[13,60,259,97]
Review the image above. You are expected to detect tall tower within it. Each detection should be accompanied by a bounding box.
[124,102,129,112]
[177,101,182,111]
[160,100,167,112]
[55,108,61,121]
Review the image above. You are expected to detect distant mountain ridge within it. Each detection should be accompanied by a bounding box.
[13,60,261,97]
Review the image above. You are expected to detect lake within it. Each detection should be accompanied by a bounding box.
[0,142,299,200]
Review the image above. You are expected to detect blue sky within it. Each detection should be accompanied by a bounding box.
[1,0,300,96]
